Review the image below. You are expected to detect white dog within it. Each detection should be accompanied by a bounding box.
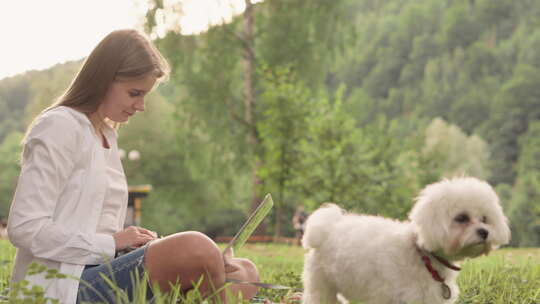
[302,177,510,304]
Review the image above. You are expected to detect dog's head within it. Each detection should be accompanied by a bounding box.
[409,177,510,260]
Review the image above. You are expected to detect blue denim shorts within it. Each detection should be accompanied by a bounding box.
[76,245,154,303]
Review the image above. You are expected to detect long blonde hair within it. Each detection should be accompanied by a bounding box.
[25,29,169,138]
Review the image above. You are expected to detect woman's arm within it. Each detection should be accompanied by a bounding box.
[7,112,116,265]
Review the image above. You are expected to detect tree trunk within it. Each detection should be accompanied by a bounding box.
[242,0,264,230]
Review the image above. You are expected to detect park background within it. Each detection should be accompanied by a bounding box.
[0,0,539,249]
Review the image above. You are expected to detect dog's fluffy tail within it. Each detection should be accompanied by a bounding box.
[302,203,343,249]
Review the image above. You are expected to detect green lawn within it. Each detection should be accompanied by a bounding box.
[1,240,539,303]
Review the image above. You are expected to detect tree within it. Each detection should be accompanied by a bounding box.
[23,61,82,125]
[288,87,414,218]
[476,0,516,46]
[507,121,540,247]
[257,66,311,236]
[442,3,481,51]
[144,0,357,221]
[0,75,31,141]
[119,91,249,236]
[423,117,491,179]
[242,0,261,213]
[483,65,540,185]
[0,131,23,218]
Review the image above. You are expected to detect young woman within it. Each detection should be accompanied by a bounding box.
[7,29,259,304]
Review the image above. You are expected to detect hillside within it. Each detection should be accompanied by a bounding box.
[0,0,539,246]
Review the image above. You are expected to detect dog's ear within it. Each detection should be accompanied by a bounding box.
[408,184,451,252]
[494,217,511,247]
[485,200,511,247]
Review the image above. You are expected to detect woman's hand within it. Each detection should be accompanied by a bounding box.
[113,226,157,251]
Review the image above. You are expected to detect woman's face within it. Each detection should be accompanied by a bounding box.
[98,75,157,123]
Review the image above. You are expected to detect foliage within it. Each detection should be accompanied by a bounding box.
[3,262,67,304]
[256,66,311,235]
[119,91,249,237]
[482,64,540,185]
[0,75,31,141]
[423,117,491,179]
[1,0,540,244]
[1,240,539,303]
[0,131,23,218]
[506,122,540,247]
[292,86,369,208]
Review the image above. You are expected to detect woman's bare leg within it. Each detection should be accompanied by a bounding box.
[143,231,260,303]
[143,231,227,302]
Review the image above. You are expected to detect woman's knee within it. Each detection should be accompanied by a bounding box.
[150,231,220,260]
[177,231,224,271]
[144,231,225,291]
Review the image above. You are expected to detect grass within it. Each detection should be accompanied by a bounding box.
[0,240,15,293]
[1,240,539,303]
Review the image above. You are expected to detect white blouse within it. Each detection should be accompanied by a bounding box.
[7,106,125,304]
[96,130,128,235]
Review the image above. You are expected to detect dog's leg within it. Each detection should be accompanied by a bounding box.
[302,253,339,304]
[302,281,338,304]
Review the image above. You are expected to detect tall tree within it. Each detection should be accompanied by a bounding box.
[257,66,311,236]
[144,0,356,215]
[482,64,540,185]
[507,121,540,246]
[241,0,262,213]
[423,117,491,179]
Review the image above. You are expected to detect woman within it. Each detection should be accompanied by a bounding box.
[7,29,259,303]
